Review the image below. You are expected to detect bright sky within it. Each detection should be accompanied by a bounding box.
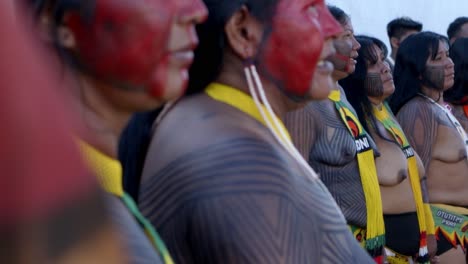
[326,0,468,50]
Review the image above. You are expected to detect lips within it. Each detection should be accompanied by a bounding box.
[383,75,394,83]
[168,50,194,68]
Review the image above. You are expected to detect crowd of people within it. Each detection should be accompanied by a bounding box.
[2,0,468,263]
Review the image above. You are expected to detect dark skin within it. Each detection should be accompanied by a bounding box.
[397,97,466,263]
[40,1,206,263]
[364,73,384,98]
[422,65,446,92]
[285,94,371,227]
[285,18,372,228]
[139,5,373,264]
[362,48,438,260]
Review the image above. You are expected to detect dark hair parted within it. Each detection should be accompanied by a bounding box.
[447,17,468,41]
[389,32,449,114]
[327,5,349,26]
[186,0,279,95]
[387,17,422,39]
[445,38,468,104]
[339,35,389,137]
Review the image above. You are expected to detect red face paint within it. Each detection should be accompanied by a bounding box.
[66,0,176,98]
[261,0,341,97]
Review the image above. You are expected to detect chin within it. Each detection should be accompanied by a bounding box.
[444,82,455,91]
[164,72,188,100]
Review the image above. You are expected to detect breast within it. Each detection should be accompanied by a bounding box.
[310,125,357,166]
[373,137,409,186]
[432,123,468,163]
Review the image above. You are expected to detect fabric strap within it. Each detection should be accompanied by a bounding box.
[329,90,385,263]
[373,103,430,263]
[79,141,174,264]
[205,82,292,142]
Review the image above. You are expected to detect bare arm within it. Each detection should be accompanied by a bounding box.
[139,137,373,264]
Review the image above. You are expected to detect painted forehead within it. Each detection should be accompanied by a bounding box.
[276,0,324,14]
[93,0,174,21]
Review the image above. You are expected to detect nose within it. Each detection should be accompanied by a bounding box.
[177,0,208,24]
[352,35,361,51]
[382,61,390,73]
[318,5,342,39]
[446,57,455,69]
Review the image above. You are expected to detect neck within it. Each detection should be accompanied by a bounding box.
[369,98,384,110]
[332,70,347,83]
[368,93,387,108]
[216,57,289,120]
[331,79,342,91]
[71,73,131,158]
[421,86,444,104]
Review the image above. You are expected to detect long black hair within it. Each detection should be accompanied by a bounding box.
[444,38,468,104]
[327,5,349,26]
[340,35,389,138]
[389,31,449,114]
[119,0,280,201]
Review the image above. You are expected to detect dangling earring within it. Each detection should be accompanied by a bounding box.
[243,59,318,181]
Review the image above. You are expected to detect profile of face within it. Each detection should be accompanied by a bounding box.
[65,0,207,104]
[164,0,208,100]
[365,44,394,101]
[261,0,341,99]
[422,40,455,91]
[328,18,361,79]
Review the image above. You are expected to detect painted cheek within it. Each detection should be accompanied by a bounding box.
[329,38,353,72]
[67,0,175,98]
[261,0,323,97]
[148,55,170,98]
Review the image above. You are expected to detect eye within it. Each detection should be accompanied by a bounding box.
[307,5,318,18]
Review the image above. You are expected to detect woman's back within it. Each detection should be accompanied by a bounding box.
[138,92,374,264]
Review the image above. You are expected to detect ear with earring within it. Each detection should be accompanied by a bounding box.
[57,26,76,48]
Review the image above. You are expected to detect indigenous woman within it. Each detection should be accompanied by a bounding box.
[122,0,374,262]
[340,35,437,263]
[29,0,207,263]
[2,3,124,263]
[390,32,468,264]
[285,6,386,262]
[445,38,468,133]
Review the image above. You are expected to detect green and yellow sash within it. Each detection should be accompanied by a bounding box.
[79,141,174,264]
[205,82,291,142]
[374,103,433,263]
[329,90,385,263]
